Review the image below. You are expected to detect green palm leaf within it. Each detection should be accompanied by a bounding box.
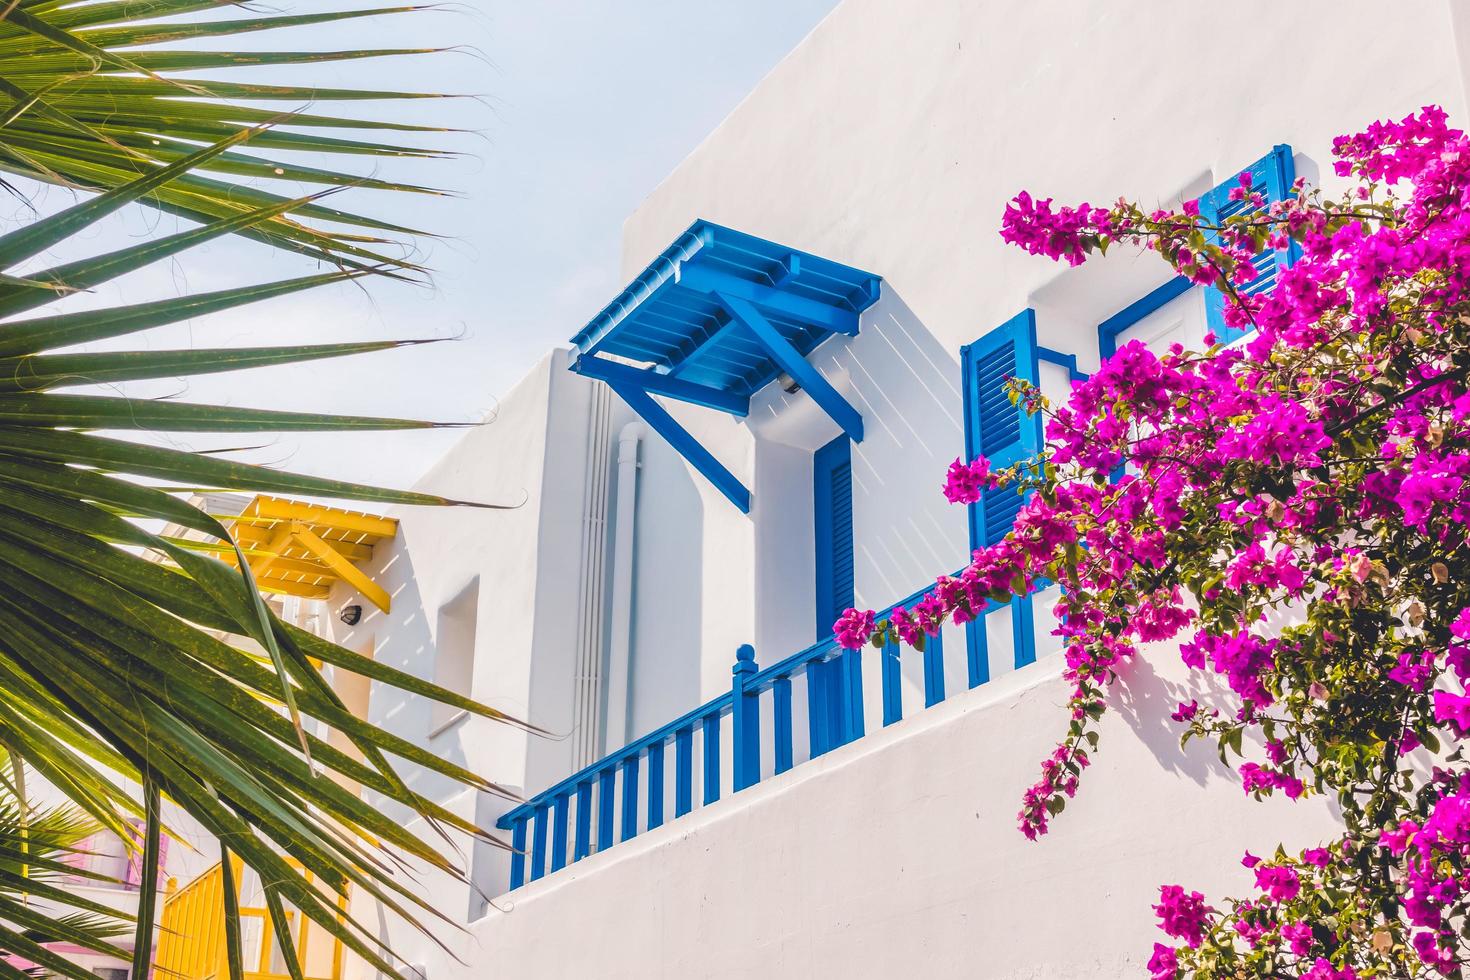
[0,4,525,980]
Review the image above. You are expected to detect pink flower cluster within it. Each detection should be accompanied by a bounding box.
[832,607,875,651]
[834,106,1470,972]
[1379,786,1470,973]
[941,455,996,504]
[1239,762,1304,800]
[1180,630,1278,708]
[999,192,1109,266]
[1016,742,1087,840]
[1431,610,1470,734]
[1153,885,1211,948]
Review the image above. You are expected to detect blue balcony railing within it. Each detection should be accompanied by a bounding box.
[497,576,1022,890]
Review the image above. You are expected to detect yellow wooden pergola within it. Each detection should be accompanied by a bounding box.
[226,496,398,613]
[156,855,346,980]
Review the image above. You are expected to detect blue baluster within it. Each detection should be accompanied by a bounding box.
[808,658,831,757]
[530,804,548,881]
[882,635,903,726]
[620,755,640,842]
[675,725,694,817]
[1013,593,1037,668]
[550,794,568,872]
[842,646,865,743]
[967,614,989,689]
[573,780,592,861]
[773,674,793,774]
[509,817,527,890]
[923,628,946,708]
[647,740,665,830]
[731,644,760,792]
[702,712,721,805]
[596,766,615,852]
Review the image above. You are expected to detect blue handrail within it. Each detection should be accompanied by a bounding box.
[496,571,1017,889]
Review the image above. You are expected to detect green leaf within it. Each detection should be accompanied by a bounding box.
[0,339,439,391]
[0,269,369,357]
[0,127,259,267]
[0,392,457,432]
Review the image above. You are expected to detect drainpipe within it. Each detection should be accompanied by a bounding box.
[571,382,612,770]
[604,422,641,753]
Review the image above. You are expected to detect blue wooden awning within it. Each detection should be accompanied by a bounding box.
[569,220,882,513]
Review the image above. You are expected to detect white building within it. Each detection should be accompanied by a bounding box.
[313,2,1470,976]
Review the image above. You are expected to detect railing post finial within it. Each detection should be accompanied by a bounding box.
[734,642,756,671]
[732,643,760,792]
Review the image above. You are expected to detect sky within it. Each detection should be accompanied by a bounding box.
[11,1,839,496]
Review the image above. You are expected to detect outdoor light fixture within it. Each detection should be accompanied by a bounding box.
[339,604,363,626]
[778,371,802,394]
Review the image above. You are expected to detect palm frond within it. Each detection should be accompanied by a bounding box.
[0,0,462,267]
[0,4,522,980]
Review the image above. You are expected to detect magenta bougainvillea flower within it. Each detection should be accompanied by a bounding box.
[835,105,1470,976]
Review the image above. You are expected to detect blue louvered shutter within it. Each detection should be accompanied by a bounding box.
[960,309,1042,552]
[814,435,855,640]
[1201,144,1296,345]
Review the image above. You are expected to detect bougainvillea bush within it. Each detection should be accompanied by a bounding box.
[834,106,1470,977]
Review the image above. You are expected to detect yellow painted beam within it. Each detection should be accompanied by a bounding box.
[289,523,391,613]
[235,527,375,563]
[237,555,333,580]
[254,577,331,601]
[248,523,296,580]
[251,497,398,539]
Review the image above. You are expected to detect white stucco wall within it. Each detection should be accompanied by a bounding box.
[328,2,1470,978]
[328,349,641,812]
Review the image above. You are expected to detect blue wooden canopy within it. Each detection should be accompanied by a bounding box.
[569,220,882,512]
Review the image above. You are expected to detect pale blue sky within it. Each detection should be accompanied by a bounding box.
[15,1,838,493]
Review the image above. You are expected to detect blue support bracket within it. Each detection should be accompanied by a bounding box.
[665,319,736,379]
[716,292,864,443]
[605,376,752,513]
[574,354,750,416]
[679,265,863,335]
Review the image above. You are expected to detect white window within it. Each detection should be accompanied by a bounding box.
[1108,284,1207,358]
[430,580,479,736]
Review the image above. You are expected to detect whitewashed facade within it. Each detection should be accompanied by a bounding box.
[321,2,1470,977]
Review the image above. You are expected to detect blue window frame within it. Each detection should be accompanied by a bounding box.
[1036,346,1088,383]
[959,309,1043,675]
[1097,275,1193,361]
[814,435,855,641]
[1201,144,1297,344]
[1095,145,1298,360]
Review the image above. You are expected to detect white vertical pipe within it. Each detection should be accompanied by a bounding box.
[604,422,642,753]
[571,382,611,770]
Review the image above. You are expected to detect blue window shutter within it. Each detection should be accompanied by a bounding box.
[814,435,855,640]
[1201,144,1296,345]
[959,309,1042,552]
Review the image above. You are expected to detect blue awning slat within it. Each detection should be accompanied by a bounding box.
[698,252,786,285]
[605,332,681,363]
[626,319,713,352]
[789,280,870,311]
[698,251,869,312]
